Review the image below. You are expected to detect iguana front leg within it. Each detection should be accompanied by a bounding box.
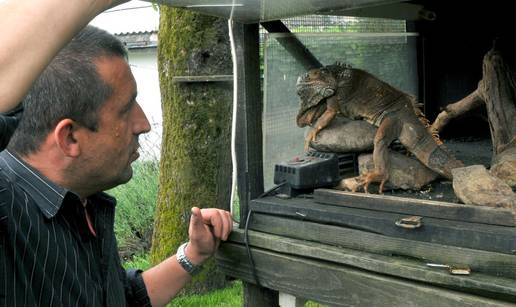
[357,116,400,193]
[304,96,340,151]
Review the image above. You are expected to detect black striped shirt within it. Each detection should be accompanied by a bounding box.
[0,109,22,151]
[0,150,151,307]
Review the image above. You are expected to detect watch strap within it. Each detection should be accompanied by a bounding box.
[176,242,202,276]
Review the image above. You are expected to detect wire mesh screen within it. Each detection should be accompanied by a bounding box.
[259,15,407,47]
[262,18,418,189]
[282,15,407,33]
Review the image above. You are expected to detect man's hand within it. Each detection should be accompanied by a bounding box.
[142,207,233,306]
[185,207,233,265]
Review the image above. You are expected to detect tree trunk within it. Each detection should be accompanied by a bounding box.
[150,7,233,293]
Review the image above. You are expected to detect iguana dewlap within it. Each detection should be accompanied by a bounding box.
[296,63,464,193]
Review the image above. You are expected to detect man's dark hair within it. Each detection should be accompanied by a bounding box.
[8,25,128,156]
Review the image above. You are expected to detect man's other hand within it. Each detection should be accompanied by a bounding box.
[186,207,233,265]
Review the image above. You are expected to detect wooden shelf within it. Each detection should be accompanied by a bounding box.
[217,229,516,306]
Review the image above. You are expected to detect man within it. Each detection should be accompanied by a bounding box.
[0,1,233,307]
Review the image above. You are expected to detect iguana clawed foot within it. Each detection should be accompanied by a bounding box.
[304,129,318,151]
[353,171,388,194]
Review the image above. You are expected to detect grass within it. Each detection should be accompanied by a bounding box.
[167,281,243,307]
[122,253,152,271]
[167,280,328,307]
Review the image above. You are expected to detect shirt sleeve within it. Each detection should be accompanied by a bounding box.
[124,269,152,307]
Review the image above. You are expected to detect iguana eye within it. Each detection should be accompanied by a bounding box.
[309,70,319,78]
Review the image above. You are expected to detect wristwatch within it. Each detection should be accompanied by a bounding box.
[176,242,203,276]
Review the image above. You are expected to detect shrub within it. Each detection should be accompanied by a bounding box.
[108,159,159,261]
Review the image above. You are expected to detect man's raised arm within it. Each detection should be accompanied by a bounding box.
[0,0,127,113]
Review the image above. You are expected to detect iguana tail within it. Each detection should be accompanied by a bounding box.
[398,98,464,179]
[405,131,464,179]
[407,95,443,145]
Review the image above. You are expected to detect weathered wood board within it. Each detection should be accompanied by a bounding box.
[217,242,515,306]
[250,197,516,254]
[314,189,516,226]
[228,229,516,301]
[245,213,516,280]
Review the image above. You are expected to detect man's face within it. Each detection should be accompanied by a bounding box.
[79,56,151,191]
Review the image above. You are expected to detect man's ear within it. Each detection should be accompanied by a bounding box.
[54,119,81,157]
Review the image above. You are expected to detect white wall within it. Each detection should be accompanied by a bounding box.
[127,49,161,124]
[128,48,162,160]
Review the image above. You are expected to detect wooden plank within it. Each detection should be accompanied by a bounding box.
[250,197,516,255]
[314,189,516,226]
[231,22,266,307]
[245,213,516,280]
[216,243,514,306]
[244,283,279,307]
[231,22,264,227]
[228,229,516,300]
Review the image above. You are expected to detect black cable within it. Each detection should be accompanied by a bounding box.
[257,181,287,199]
[243,182,288,287]
[244,209,261,287]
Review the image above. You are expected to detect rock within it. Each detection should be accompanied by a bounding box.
[490,143,516,188]
[309,117,376,153]
[336,151,439,192]
[358,151,440,190]
[452,165,516,210]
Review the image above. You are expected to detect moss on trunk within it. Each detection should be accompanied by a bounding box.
[150,6,233,293]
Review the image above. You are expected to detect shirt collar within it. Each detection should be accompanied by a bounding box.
[0,150,70,219]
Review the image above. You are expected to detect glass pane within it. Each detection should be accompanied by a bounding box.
[262,31,418,189]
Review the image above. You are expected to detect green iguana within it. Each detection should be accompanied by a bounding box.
[296,63,464,193]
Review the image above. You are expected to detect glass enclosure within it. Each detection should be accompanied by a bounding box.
[262,31,419,188]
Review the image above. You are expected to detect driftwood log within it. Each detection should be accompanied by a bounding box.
[431,40,516,187]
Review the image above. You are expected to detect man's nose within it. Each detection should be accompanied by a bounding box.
[133,103,151,134]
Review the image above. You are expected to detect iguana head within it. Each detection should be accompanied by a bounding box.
[295,66,338,127]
